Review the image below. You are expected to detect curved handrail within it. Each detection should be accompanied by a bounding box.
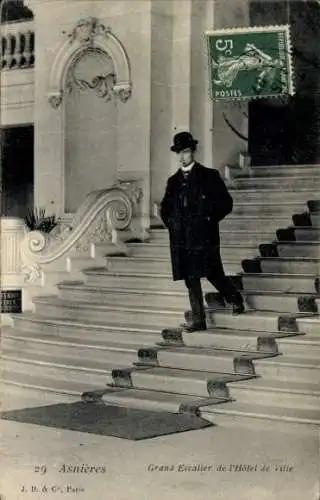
[21,180,142,282]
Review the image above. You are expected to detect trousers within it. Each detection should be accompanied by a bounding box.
[184,267,243,322]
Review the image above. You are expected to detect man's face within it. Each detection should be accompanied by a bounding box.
[178,148,194,167]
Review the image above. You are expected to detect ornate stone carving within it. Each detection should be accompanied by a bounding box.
[75,209,111,255]
[112,83,132,103]
[68,17,111,45]
[73,73,116,99]
[20,180,143,283]
[48,93,63,108]
[113,180,143,206]
[48,17,132,108]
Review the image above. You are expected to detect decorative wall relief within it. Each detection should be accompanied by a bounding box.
[67,71,116,101]
[48,17,132,108]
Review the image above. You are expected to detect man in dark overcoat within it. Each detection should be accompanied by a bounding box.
[160,131,244,332]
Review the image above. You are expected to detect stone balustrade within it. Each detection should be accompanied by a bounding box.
[1,20,34,70]
[20,180,145,285]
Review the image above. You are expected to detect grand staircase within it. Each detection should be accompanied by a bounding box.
[1,164,320,427]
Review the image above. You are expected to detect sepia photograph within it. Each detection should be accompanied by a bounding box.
[0,0,319,499]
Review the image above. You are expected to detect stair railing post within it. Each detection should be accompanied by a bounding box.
[23,30,33,67]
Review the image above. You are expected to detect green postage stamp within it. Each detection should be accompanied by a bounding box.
[206,25,294,101]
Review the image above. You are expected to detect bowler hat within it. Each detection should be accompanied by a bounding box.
[170,131,198,153]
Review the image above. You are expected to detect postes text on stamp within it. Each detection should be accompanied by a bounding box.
[206,25,294,101]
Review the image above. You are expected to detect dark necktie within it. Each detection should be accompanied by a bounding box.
[182,170,190,180]
[181,171,190,207]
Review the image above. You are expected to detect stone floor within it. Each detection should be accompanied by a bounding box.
[1,387,319,500]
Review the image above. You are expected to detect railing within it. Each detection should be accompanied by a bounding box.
[1,20,34,70]
[20,180,144,284]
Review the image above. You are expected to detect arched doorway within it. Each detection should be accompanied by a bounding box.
[1,125,34,217]
[64,50,117,213]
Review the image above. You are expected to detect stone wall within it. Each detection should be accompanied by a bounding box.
[27,0,151,219]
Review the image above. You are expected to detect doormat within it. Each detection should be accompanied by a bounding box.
[0,401,213,440]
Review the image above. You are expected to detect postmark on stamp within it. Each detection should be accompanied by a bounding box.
[205,25,295,101]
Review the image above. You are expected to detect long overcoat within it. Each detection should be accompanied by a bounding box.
[160,163,233,281]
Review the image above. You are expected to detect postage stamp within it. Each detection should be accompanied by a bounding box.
[205,25,295,101]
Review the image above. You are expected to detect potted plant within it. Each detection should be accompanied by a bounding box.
[24,207,59,233]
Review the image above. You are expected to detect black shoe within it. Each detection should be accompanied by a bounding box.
[180,321,207,332]
[232,302,245,315]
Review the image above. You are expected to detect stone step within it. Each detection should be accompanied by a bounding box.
[1,350,118,387]
[31,296,296,334]
[66,255,106,271]
[126,366,251,398]
[241,291,319,314]
[57,283,191,310]
[149,345,273,375]
[220,216,291,231]
[201,401,320,425]
[234,175,320,190]
[276,334,320,358]
[150,228,276,243]
[229,188,319,203]
[242,273,318,294]
[82,270,225,292]
[277,241,320,258]
[206,309,299,333]
[105,255,243,275]
[221,231,274,244]
[98,387,229,413]
[207,290,319,314]
[228,378,320,410]
[0,371,103,397]
[127,242,259,260]
[41,256,104,274]
[248,164,320,176]
[253,355,320,383]
[9,316,162,346]
[296,315,320,336]
[311,212,320,226]
[61,285,301,315]
[83,269,224,291]
[174,327,296,353]
[9,314,318,359]
[165,324,318,358]
[32,296,184,329]
[232,201,307,216]
[294,227,320,241]
[2,331,140,366]
[260,257,320,275]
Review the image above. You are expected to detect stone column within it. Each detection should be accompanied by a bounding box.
[1,217,26,323]
[203,0,215,168]
[170,0,192,173]
[149,0,174,209]
[0,217,26,289]
[212,0,250,173]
